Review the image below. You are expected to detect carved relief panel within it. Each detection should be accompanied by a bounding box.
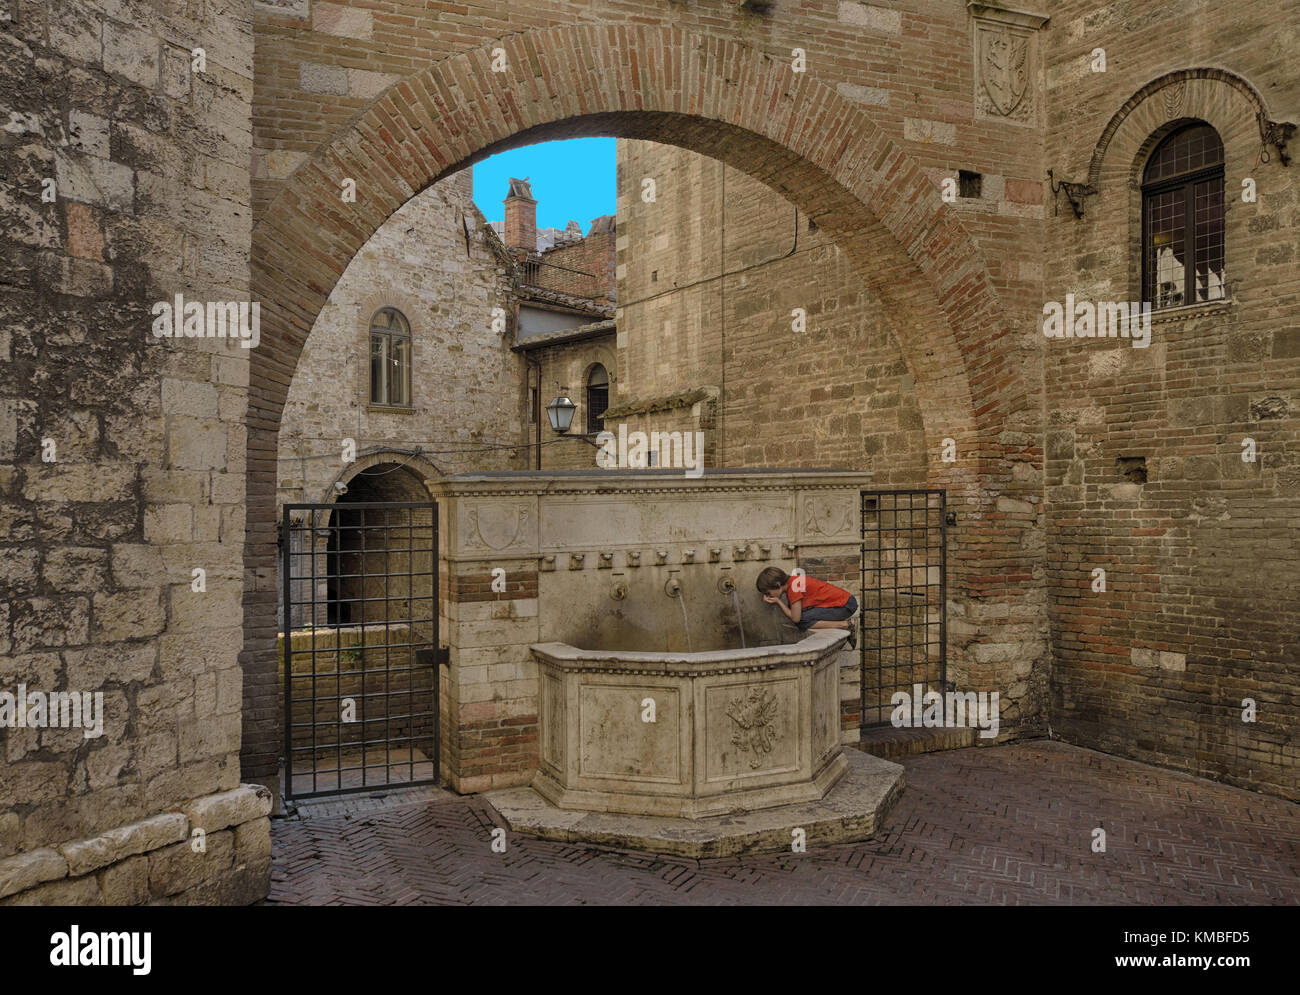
[970,2,1049,128]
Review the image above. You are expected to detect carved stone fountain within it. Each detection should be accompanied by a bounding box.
[530,629,849,819]
[428,468,907,858]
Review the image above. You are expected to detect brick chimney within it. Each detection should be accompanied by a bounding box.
[502,177,537,251]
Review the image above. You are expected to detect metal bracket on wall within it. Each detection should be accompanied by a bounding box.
[1258,114,1296,166]
[1047,169,1097,218]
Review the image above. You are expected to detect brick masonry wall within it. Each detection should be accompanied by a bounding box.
[532,227,617,301]
[1041,0,1300,799]
[617,138,929,485]
[441,556,541,793]
[0,0,270,899]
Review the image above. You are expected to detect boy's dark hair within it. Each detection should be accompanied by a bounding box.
[756,567,788,593]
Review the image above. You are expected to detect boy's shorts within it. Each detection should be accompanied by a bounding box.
[796,594,858,631]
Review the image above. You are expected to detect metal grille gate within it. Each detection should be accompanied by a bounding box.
[859,490,947,728]
[280,501,440,799]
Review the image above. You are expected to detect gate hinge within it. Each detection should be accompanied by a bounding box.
[416,647,452,668]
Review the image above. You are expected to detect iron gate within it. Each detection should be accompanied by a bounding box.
[859,490,947,728]
[280,501,440,799]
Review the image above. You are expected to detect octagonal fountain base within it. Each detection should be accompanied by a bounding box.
[484,629,905,857]
[486,748,904,859]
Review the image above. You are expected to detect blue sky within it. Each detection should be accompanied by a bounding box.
[473,137,616,233]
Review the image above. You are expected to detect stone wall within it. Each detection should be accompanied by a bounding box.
[0,0,269,901]
[0,785,270,906]
[277,167,528,506]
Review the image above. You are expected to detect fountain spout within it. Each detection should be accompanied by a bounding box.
[664,577,682,598]
[717,575,736,595]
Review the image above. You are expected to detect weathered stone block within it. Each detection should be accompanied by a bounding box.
[0,873,102,906]
[92,590,166,641]
[147,831,233,898]
[98,854,149,904]
[0,847,67,899]
[57,812,188,877]
[837,1,901,32]
[298,62,347,95]
[11,597,90,649]
[42,546,107,591]
[103,20,160,89]
[181,785,273,834]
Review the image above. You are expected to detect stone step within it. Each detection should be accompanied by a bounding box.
[854,725,977,760]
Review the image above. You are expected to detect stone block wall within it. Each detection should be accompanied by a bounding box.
[1,0,270,901]
[276,166,528,505]
[0,785,271,906]
[278,625,435,752]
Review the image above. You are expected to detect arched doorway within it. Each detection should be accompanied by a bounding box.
[280,459,441,798]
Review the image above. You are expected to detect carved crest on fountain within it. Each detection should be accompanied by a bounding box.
[726,686,780,768]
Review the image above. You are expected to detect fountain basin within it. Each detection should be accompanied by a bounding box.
[531,629,849,818]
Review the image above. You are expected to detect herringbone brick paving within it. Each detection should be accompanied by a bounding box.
[266,742,1300,905]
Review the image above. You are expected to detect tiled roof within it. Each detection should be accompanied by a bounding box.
[517,284,615,316]
[514,318,616,350]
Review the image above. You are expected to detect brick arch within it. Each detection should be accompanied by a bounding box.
[1085,74,1264,301]
[244,23,1033,784]
[1087,68,1281,189]
[322,452,444,505]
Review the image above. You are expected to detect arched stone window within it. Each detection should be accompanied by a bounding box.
[369,307,411,406]
[1141,123,1226,309]
[586,363,609,434]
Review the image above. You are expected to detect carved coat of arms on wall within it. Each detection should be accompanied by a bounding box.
[971,5,1048,127]
[980,27,1028,117]
[465,503,529,550]
[726,686,780,769]
[803,496,853,539]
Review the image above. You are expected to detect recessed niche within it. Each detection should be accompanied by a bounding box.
[1117,456,1147,484]
[959,170,982,199]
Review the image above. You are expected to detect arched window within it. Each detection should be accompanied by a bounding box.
[586,363,609,434]
[369,308,411,406]
[1142,124,1226,309]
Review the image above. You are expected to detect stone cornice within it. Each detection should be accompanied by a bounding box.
[426,468,873,499]
[966,1,1050,30]
[530,629,846,675]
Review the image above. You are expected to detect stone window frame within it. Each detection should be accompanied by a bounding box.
[585,362,610,434]
[356,290,423,414]
[579,355,616,437]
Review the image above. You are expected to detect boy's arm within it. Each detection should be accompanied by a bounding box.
[785,597,802,622]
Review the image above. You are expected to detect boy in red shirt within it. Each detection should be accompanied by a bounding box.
[756,567,858,649]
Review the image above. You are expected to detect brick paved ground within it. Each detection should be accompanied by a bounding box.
[266,742,1300,905]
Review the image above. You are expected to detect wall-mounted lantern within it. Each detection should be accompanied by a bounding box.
[546,392,577,433]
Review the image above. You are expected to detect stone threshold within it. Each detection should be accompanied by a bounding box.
[284,782,458,820]
[855,725,979,760]
[484,749,904,859]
